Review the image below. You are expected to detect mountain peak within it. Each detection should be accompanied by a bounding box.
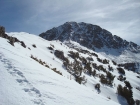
[39,22,140,53]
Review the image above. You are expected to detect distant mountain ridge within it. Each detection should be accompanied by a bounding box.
[39,22,140,53]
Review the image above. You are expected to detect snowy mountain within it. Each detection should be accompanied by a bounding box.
[39,22,140,52]
[0,26,140,105]
[39,22,140,66]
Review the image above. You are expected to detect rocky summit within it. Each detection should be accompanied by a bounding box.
[39,22,140,53]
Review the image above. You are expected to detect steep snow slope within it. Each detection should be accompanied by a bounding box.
[0,32,140,105]
[0,32,119,105]
[63,40,140,104]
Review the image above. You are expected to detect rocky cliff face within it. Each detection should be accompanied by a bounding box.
[39,22,140,53]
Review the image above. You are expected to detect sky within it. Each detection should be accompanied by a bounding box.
[0,0,140,45]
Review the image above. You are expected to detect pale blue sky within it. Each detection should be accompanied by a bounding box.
[0,0,140,45]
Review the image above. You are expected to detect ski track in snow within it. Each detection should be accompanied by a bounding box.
[0,52,45,105]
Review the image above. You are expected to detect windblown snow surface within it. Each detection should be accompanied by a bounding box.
[0,32,139,105]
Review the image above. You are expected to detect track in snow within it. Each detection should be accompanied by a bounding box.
[0,52,45,105]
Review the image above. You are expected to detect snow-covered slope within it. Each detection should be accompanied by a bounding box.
[0,32,140,105]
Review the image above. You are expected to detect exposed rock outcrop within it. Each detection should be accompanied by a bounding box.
[0,26,26,47]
